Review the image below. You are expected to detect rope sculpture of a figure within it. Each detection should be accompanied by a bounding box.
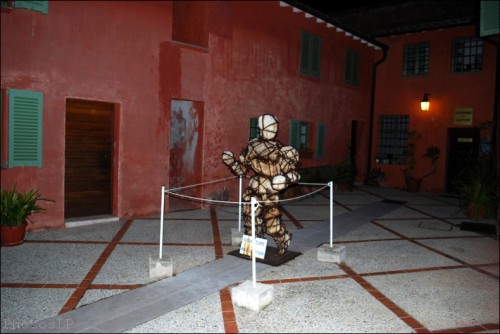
[222,114,300,255]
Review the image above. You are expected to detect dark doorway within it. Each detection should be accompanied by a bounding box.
[350,120,358,175]
[65,99,114,218]
[446,127,480,193]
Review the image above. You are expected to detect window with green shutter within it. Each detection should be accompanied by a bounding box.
[13,0,48,14]
[299,31,321,77]
[289,119,300,149]
[289,119,312,157]
[7,89,43,167]
[344,49,360,86]
[480,0,499,37]
[315,123,326,159]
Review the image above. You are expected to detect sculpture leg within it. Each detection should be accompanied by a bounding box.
[264,205,292,255]
[242,192,264,237]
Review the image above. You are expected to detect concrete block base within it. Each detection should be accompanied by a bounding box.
[317,244,346,263]
[231,228,244,246]
[232,280,273,312]
[149,254,173,280]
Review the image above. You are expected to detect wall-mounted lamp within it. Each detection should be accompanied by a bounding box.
[420,93,430,111]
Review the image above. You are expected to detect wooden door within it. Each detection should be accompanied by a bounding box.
[65,99,114,218]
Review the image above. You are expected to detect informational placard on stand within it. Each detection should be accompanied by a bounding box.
[240,235,267,259]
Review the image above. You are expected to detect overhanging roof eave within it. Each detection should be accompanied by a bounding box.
[282,1,389,51]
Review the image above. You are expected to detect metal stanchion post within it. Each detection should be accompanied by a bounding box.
[329,181,333,247]
[238,176,243,231]
[159,185,165,259]
[251,196,258,288]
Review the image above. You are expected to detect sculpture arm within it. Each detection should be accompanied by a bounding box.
[222,151,249,176]
[271,171,300,191]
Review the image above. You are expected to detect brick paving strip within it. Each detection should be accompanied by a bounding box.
[10,200,403,333]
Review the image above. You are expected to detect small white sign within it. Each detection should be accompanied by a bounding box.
[239,235,267,259]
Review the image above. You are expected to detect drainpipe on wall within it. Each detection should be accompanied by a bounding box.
[286,0,392,184]
[365,45,389,183]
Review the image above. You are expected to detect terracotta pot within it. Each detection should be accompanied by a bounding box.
[337,182,352,192]
[406,177,422,192]
[0,223,27,247]
[468,205,487,221]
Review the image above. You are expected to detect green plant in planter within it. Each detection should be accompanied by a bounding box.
[332,155,356,191]
[366,168,385,186]
[453,153,498,220]
[401,131,440,192]
[1,184,54,227]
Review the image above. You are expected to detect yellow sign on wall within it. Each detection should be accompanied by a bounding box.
[454,108,473,125]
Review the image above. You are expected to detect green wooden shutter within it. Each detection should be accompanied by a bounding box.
[8,89,43,167]
[344,49,353,84]
[352,52,360,86]
[249,117,258,140]
[310,34,321,76]
[300,31,321,77]
[289,119,300,149]
[345,49,360,86]
[480,0,499,37]
[315,123,326,159]
[300,32,310,72]
[14,0,48,14]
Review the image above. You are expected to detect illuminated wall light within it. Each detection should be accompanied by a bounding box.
[420,93,430,111]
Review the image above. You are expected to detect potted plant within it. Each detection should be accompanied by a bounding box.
[366,168,385,186]
[401,131,440,192]
[332,154,356,191]
[1,184,54,246]
[453,152,498,221]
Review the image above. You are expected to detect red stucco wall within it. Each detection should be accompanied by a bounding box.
[1,1,381,230]
[1,1,171,229]
[199,1,377,180]
[372,25,497,192]
[162,1,379,200]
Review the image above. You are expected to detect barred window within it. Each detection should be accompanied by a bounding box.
[377,115,409,165]
[403,43,429,77]
[452,37,482,73]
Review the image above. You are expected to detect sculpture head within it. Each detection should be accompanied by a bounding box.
[258,114,278,140]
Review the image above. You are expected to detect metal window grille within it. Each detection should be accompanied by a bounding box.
[403,43,429,77]
[377,115,409,164]
[452,37,483,73]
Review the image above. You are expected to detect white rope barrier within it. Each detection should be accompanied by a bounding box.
[158,177,335,262]
[164,183,330,205]
[168,176,239,192]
